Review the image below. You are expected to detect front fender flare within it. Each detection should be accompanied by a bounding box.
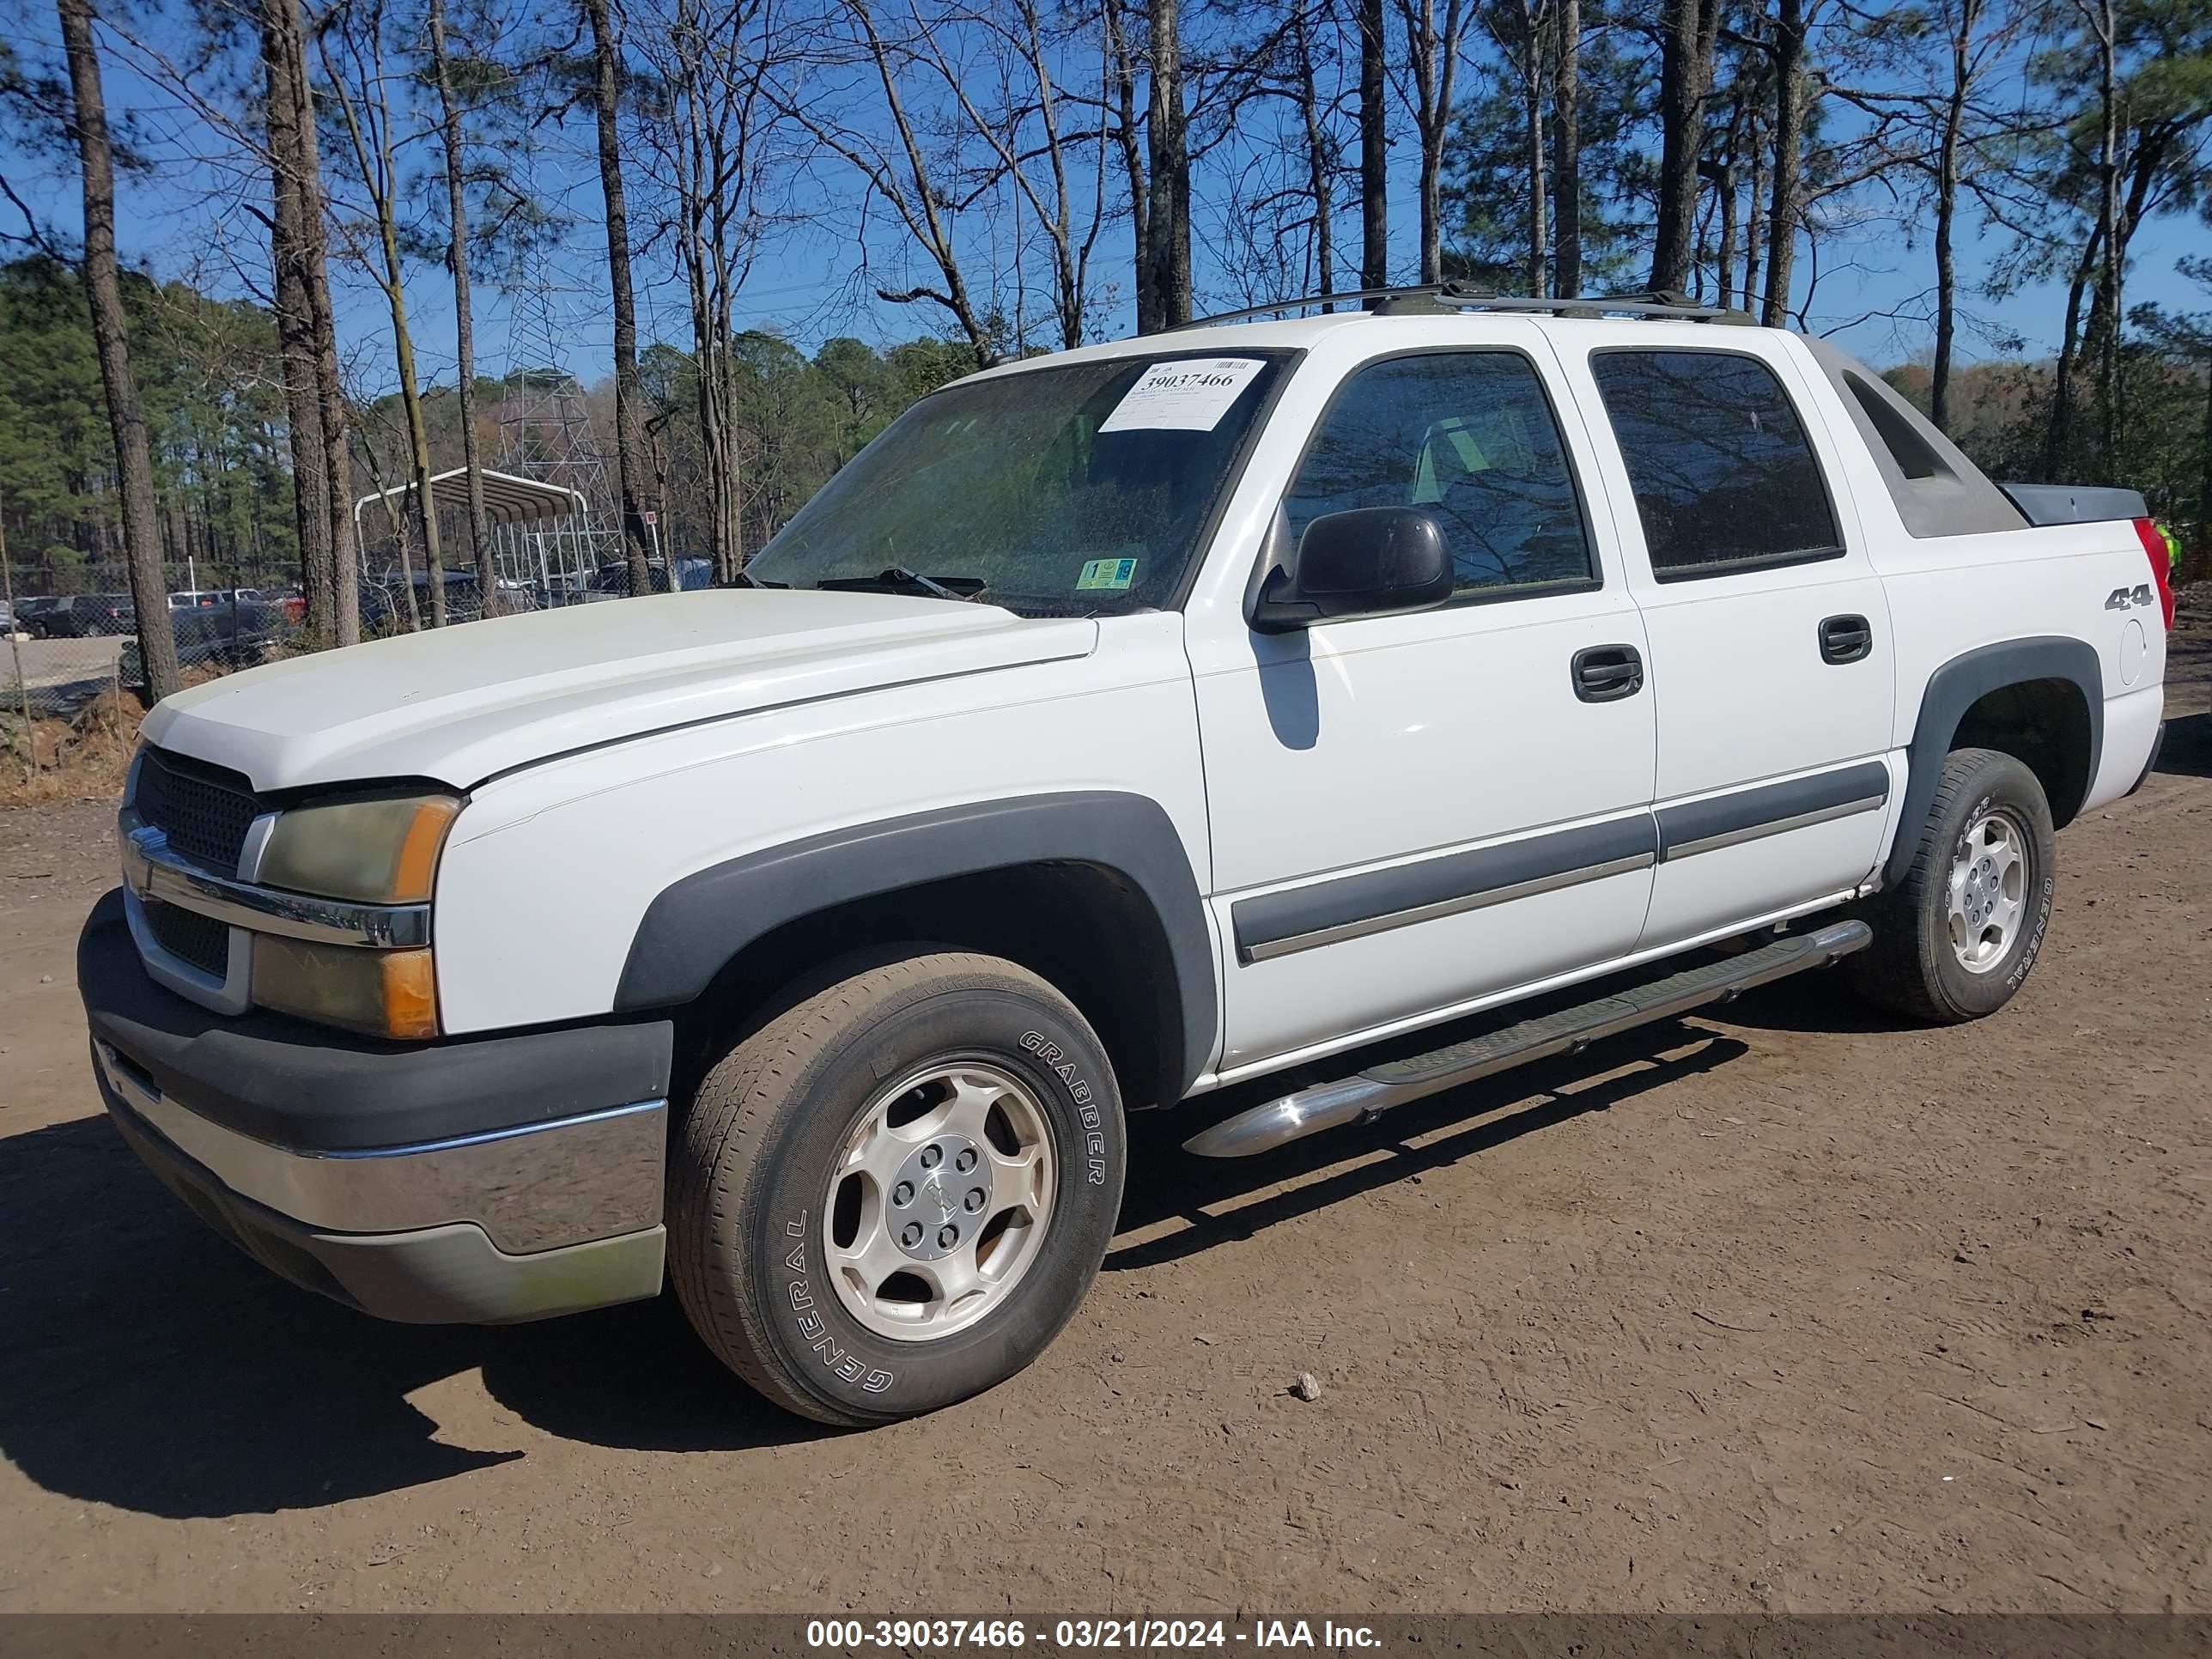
[612,792,1218,1097]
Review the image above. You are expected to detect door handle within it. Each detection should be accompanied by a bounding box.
[1571,644,1644,702]
[1820,614,1873,665]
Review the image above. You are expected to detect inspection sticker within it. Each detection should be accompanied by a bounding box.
[1098,357,1266,433]
[1076,556,1139,592]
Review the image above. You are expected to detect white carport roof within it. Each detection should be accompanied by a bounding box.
[352,466,587,527]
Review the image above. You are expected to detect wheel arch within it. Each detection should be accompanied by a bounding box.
[615,793,1218,1110]
[1887,636,2101,887]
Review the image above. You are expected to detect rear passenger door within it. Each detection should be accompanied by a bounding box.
[1561,338,1896,948]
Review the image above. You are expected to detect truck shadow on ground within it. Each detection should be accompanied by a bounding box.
[1111,1021,1750,1273]
[0,1113,823,1519]
[0,1003,1795,1518]
[2155,711,2212,779]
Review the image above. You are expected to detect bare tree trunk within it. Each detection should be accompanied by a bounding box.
[1743,90,1766,311]
[1522,0,1547,296]
[1144,0,1192,328]
[1289,2,1334,305]
[1929,2,1971,430]
[1653,0,1719,293]
[2045,228,2099,477]
[284,1,360,644]
[1104,0,1151,326]
[429,0,496,608]
[1712,94,1740,307]
[2088,0,2120,475]
[583,0,656,597]
[1760,0,1807,326]
[261,0,334,644]
[1358,0,1389,291]
[58,0,179,701]
[1398,0,1465,285]
[325,3,446,627]
[1552,0,1580,298]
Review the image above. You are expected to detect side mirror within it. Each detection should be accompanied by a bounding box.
[1249,506,1455,632]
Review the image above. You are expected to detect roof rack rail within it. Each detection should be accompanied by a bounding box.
[1174,282,1755,331]
[1170,284,1437,330]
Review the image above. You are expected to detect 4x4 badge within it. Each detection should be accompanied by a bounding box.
[2106,584,2154,611]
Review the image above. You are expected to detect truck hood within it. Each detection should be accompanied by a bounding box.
[140,590,1097,792]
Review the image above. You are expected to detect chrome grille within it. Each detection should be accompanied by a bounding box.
[135,748,260,874]
[143,897,230,977]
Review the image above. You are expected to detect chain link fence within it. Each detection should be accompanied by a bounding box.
[3,548,717,797]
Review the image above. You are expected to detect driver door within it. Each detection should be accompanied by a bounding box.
[1195,344,1658,1076]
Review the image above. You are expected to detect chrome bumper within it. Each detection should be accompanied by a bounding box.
[92,1039,665,1255]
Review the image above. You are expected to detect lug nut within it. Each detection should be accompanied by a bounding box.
[938,1225,958,1249]
[964,1188,986,1212]
[901,1223,923,1249]
[955,1147,977,1172]
[920,1144,942,1169]
[892,1182,915,1206]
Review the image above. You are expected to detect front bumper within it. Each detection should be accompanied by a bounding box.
[79,890,672,1323]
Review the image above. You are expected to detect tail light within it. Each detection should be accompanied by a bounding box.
[2131,519,2177,630]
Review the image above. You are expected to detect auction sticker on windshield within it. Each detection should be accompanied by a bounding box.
[1098,357,1265,432]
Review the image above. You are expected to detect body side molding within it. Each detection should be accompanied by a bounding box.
[613,792,1218,1097]
[1657,760,1892,862]
[1885,636,2102,888]
[1231,814,1658,964]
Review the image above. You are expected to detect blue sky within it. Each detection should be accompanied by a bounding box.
[6,7,2209,398]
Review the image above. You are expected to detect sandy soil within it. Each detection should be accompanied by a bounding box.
[0,620,2206,1616]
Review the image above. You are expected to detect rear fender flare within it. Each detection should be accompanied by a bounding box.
[1887,636,2101,887]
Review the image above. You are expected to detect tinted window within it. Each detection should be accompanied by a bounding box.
[1590,350,1841,579]
[1844,371,1943,481]
[1284,352,1595,599]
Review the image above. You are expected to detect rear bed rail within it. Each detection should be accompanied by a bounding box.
[2000,483,2150,527]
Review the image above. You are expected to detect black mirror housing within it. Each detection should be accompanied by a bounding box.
[1249,506,1455,631]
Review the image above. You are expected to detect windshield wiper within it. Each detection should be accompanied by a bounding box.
[816,566,989,602]
[887,564,966,602]
[732,567,787,589]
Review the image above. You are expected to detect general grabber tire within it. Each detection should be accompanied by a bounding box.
[669,952,1127,1426]
[1847,746,2057,1024]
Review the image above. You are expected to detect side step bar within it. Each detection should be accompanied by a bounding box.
[1182,920,1872,1158]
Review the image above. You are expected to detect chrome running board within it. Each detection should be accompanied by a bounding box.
[1182,921,1872,1158]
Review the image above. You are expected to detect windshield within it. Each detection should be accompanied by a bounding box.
[745,353,1285,617]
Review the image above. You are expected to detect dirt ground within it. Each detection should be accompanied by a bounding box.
[1,617,2207,1618]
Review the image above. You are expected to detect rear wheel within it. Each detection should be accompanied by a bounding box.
[1848,746,2056,1023]
[669,952,1125,1425]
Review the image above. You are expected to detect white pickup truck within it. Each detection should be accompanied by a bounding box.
[79,289,2172,1425]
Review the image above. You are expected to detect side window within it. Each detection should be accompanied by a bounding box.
[1284,352,1595,599]
[1589,349,1843,580]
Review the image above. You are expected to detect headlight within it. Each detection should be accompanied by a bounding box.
[258,793,459,902]
[252,938,440,1040]
[252,790,458,1038]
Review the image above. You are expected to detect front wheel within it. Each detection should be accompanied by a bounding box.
[1848,746,2057,1023]
[669,952,1126,1425]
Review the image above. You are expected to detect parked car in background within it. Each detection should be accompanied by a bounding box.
[14,596,64,636]
[590,556,713,597]
[121,589,294,696]
[170,590,289,662]
[52,594,136,636]
[360,571,537,631]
